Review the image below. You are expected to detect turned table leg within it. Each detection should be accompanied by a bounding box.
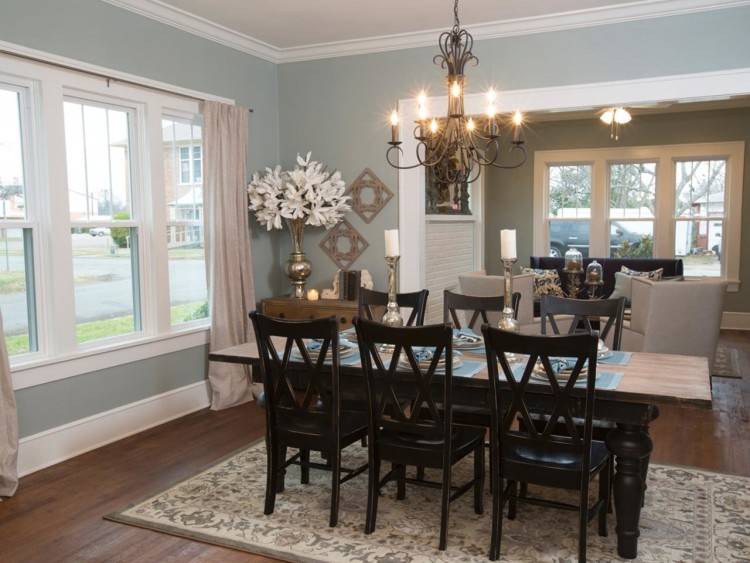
[605,423,653,559]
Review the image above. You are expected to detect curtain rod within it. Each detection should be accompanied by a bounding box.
[0,48,254,113]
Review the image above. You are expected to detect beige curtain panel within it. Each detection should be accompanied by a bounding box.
[0,310,18,497]
[203,101,256,410]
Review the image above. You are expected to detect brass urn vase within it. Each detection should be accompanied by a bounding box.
[285,218,312,299]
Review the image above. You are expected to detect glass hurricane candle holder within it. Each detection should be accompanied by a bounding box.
[586,260,603,284]
[564,247,583,272]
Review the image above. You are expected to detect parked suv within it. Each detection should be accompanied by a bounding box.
[549,221,644,258]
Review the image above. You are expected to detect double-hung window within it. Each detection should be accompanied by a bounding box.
[162,116,208,325]
[0,82,38,357]
[63,99,141,343]
[608,162,656,258]
[674,159,726,276]
[534,143,744,287]
[546,164,592,258]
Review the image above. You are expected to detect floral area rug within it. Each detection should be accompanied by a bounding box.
[107,439,750,562]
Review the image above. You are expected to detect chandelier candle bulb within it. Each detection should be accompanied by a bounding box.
[512,110,523,143]
[429,118,439,135]
[451,80,461,98]
[384,229,400,257]
[500,229,517,260]
[389,110,399,144]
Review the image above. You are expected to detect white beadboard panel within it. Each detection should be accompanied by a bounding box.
[424,220,477,324]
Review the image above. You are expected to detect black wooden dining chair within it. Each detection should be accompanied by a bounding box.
[358,287,429,326]
[249,311,368,528]
[354,317,485,551]
[540,295,626,351]
[539,294,626,507]
[482,327,610,562]
[443,290,521,331]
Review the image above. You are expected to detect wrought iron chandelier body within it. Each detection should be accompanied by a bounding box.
[386,0,527,185]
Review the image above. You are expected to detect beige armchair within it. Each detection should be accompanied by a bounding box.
[458,271,536,331]
[622,277,726,372]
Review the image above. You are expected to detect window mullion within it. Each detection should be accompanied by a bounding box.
[654,155,675,258]
[40,80,77,354]
[590,157,607,257]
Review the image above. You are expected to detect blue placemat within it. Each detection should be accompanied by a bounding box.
[599,350,632,365]
[453,360,485,378]
[509,363,623,391]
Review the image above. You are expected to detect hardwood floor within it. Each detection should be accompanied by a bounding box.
[2,331,749,563]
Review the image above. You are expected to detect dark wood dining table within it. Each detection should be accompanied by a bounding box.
[210,339,712,559]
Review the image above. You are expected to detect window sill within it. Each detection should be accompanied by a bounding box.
[11,325,210,391]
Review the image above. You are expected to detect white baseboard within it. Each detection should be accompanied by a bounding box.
[721,311,750,330]
[17,380,211,477]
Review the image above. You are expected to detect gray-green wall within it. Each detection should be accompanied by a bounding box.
[1,0,280,437]
[4,1,750,437]
[277,6,750,294]
[484,108,750,313]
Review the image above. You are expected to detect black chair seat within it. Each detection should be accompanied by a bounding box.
[503,439,609,490]
[277,411,368,449]
[379,425,485,469]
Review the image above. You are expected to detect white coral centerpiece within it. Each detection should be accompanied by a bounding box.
[247,152,350,231]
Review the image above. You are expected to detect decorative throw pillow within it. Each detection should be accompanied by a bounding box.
[620,266,664,280]
[609,271,635,307]
[521,268,564,299]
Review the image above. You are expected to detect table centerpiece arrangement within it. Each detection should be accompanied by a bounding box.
[248,152,351,298]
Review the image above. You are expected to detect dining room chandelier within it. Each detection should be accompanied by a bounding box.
[386,0,528,185]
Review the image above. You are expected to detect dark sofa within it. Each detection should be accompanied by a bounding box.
[529,256,684,304]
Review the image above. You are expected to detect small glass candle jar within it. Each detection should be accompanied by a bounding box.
[564,248,583,272]
[586,260,603,283]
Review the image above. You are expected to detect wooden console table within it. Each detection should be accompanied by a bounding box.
[261,297,358,329]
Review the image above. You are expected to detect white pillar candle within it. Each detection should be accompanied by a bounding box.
[500,229,517,260]
[384,229,400,257]
[306,288,319,301]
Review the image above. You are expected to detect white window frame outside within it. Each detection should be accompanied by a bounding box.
[533,142,744,291]
[0,52,223,390]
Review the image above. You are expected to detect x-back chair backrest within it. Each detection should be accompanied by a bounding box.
[354,317,453,443]
[481,327,599,460]
[250,311,340,434]
[358,288,429,327]
[443,290,521,331]
[540,295,626,351]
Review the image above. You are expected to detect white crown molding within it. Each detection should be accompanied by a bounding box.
[277,0,750,63]
[101,0,278,63]
[101,0,750,64]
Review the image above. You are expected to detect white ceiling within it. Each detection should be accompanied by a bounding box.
[156,0,627,48]
[103,0,750,62]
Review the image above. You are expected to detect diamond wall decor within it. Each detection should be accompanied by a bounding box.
[346,168,393,224]
[319,219,369,270]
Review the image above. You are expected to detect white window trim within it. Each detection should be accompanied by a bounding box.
[532,142,744,291]
[0,49,225,388]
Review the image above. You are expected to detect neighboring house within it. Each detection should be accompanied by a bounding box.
[161,121,203,247]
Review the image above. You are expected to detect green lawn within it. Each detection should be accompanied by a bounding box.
[171,301,209,324]
[77,315,135,343]
[168,248,205,260]
[6,333,29,356]
[5,301,209,357]
[0,271,26,294]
